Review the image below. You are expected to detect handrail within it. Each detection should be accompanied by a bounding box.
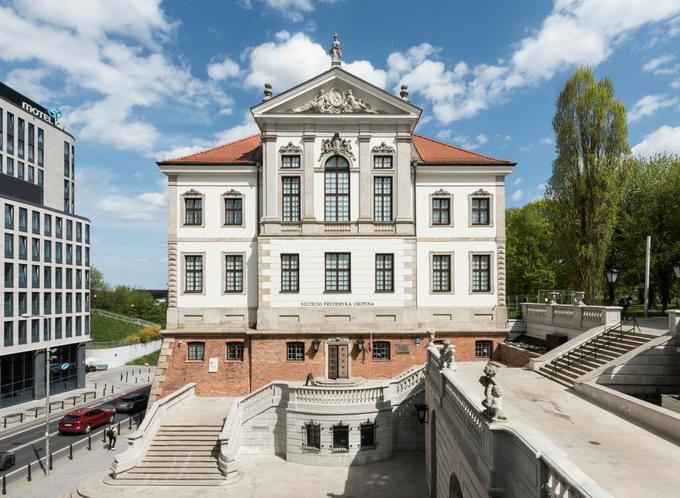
[551,317,641,380]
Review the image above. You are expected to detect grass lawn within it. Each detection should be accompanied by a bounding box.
[127,350,160,366]
[90,312,141,345]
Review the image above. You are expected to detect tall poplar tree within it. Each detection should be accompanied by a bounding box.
[547,66,629,304]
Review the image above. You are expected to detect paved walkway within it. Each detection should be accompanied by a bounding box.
[166,396,232,425]
[73,452,426,498]
[455,362,680,498]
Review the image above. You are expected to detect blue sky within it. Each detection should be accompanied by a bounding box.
[1,0,680,288]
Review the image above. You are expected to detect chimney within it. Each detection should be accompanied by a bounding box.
[263,82,273,101]
[400,84,409,101]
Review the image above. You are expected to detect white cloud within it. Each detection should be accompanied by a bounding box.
[643,54,675,72]
[244,0,340,22]
[213,113,260,145]
[97,192,166,222]
[452,133,488,150]
[672,78,680,89]
[541,137,555,145]
[628,94,678,121]
[343,60,387,88]
[0,2,230,153]
[632,125,680,155]
[511,190,524,202]
[207,56,241,81]
[513,177,524,185]
[4,67,55,102]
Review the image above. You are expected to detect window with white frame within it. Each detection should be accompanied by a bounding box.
[184,197,202,225]
[282,176,301,222]
[375,254,394,292]
[187,342,205,361]
[281,155,300,169]
[471,254,491,292]
[373,155,392,169]
[224,196,243,225]
[281,254,299,292]
[225,255,243,293]
[471,197,491,225]
[432,197,451,225]
[185,255,203,293]
[373,176,392,222]
[325,253,350,292]
[432,255,451,292]
[324,155,350,222]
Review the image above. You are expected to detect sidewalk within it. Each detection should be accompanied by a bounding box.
[7,429,127,497]
[0,365,155,435]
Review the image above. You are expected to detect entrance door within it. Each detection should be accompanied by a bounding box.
[327,345,349,380]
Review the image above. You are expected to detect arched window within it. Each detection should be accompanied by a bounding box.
[324,155,350,222]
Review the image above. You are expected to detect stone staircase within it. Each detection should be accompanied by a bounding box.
[114,423,225,486]
[537,319,658,388]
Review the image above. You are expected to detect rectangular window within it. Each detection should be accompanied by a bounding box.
[18,321,27,345]
[85,225,90,243]
[37,169,43,186]
[37,128,44,166]
[304,422,321,451]
[224,197,242,225]
[475,340,493,359]
[56,217,62,238]
[44,214,51,236]
[65,317,72,337]
[360,422,376,449]
[332,424,349,452]
[432,197,450,225]
[187,342,205,361]
[286,342,305,361]
[44,240,51,262]
[66,244,72,264]
[3,293,13,317]
[44,293,51,314]
[281,155,300,168]
[76,294,82,312]
[28,165,34,184]
[6,157,13,176]
[18,292,27,315]
[325,253,350,292]
[6,112,14,155]
[372,341,391,361]
[19,235,28,259]
[17,161,24,180]
[225,255,243,293]
[66,293,72,312]
[55,242,62,263]
[31,319,39,343]
[31,265,40,287]
[373,155,393,169]
[324,161,349,222]
[373,176,392,222]
[44,267,51,288]
[185,255,203,293]
[184,197,202,225]
[432,255,451,292]
[471,254,491,292]
[31,292,39,314]
[64,141,70,177]
[76,246,82,265]
[76,222,82,242]
[4,204,13,229]
[76,316,82,336]
[42,318,49,340]
[55,317,62,339]
[226,342,244,361]
[66,220,73,240]
[281,254,299,293]
[28,123,34,163]
[282,176,301,222]
[0,106,3,152]
[4,322,12,347]
[55,293,62,313]
[4,263,12,287]
[19,208,27,231]
[32,238,40,261]
[55,268,62,288]
[375,254,394,292]
[17,118,25,159]
[31,212,39,234]
[76,269,82,289]
[471,197,490,226]
[66,268,73,289]
[4,234,12,258]
[18,264,27,288]
[64,180,70,212]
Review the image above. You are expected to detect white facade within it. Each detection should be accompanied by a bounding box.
[159,59,513,336]
[0,82,90,406]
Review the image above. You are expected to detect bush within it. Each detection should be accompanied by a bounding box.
[138,325,162,344]
[124,334,141,345]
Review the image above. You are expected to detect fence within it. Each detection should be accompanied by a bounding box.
[91,309,158,328]
[1,411,146,495]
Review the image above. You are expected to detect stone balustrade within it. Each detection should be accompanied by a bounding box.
[521,303,622,340]
[292,386,385,404]
[668,310,680,335]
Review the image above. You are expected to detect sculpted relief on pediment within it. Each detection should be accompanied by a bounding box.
[291,87,380,114]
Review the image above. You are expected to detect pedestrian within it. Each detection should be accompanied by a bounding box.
[107,422,118,450]
[619,295,631,319]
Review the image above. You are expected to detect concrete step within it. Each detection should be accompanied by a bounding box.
[150,440,217,446]
[112,478,227,486]
[153,435,218,441]
[138,461,219,469]
[127,467,223,475]
[588,342,636,355]
[552,356,607,371]
[537,368,575,388]
[160,424,222,429]
[550,362,592,377]
[146,451,215,457]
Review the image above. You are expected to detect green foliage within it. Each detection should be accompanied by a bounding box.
[90,313,142,345]
[611,155,680,310]
[90,267,167,327]
[126,350,160,366]
[547,66,629,303]
[506,200,564,296]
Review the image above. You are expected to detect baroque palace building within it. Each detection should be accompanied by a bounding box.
[153,37,514,399]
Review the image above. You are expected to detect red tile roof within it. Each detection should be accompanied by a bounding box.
[158,133,513,166]
[412,134,514,165]
[157,134,262,165]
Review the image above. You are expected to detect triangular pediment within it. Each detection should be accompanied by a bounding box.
[251,68,421,120]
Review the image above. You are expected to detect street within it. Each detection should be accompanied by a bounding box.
[0,385,150,474]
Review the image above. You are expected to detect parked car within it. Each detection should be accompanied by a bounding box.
[0,452,15,470]
[114,393,149,413]
[58,408,115,434]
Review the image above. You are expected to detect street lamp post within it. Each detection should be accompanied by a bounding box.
[22,314,54,475]
[673,262,680,280]
[605,268,620,306]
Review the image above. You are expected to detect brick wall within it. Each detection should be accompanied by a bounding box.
[494,342,540,368]
[159,332,505,397]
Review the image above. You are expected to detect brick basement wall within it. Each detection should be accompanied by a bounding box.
[495,342,541,368]
[159,332,505,397]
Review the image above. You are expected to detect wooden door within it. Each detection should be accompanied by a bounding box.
[337,344,348,379]
[328,345,338,379]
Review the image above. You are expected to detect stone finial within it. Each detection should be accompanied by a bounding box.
[574,291,586,306]
[440,340,455,370]
[400,84,409,101]
[480,363,507,421]
[329,33,342,67]
[263,82,273,101]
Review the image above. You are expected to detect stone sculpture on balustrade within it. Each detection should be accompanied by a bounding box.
[440,340,455,370]
[479,363,507,421]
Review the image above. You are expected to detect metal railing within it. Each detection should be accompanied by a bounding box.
[551,317,642,379]
[91,309,158,328]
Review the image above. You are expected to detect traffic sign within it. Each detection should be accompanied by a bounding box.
[60,363,70,370]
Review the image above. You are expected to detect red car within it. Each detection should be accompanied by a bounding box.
[58,407,115,434]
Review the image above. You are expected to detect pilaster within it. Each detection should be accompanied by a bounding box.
[263,134,278,219]
[396,134,413,222]
[303,134,316,220]
[358,134,371,221]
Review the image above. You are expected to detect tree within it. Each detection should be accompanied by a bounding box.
[506,201,563,297]
[547,66,629,304]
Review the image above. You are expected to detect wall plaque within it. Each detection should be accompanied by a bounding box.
[395,344,410,354]
[208,357,219,373]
